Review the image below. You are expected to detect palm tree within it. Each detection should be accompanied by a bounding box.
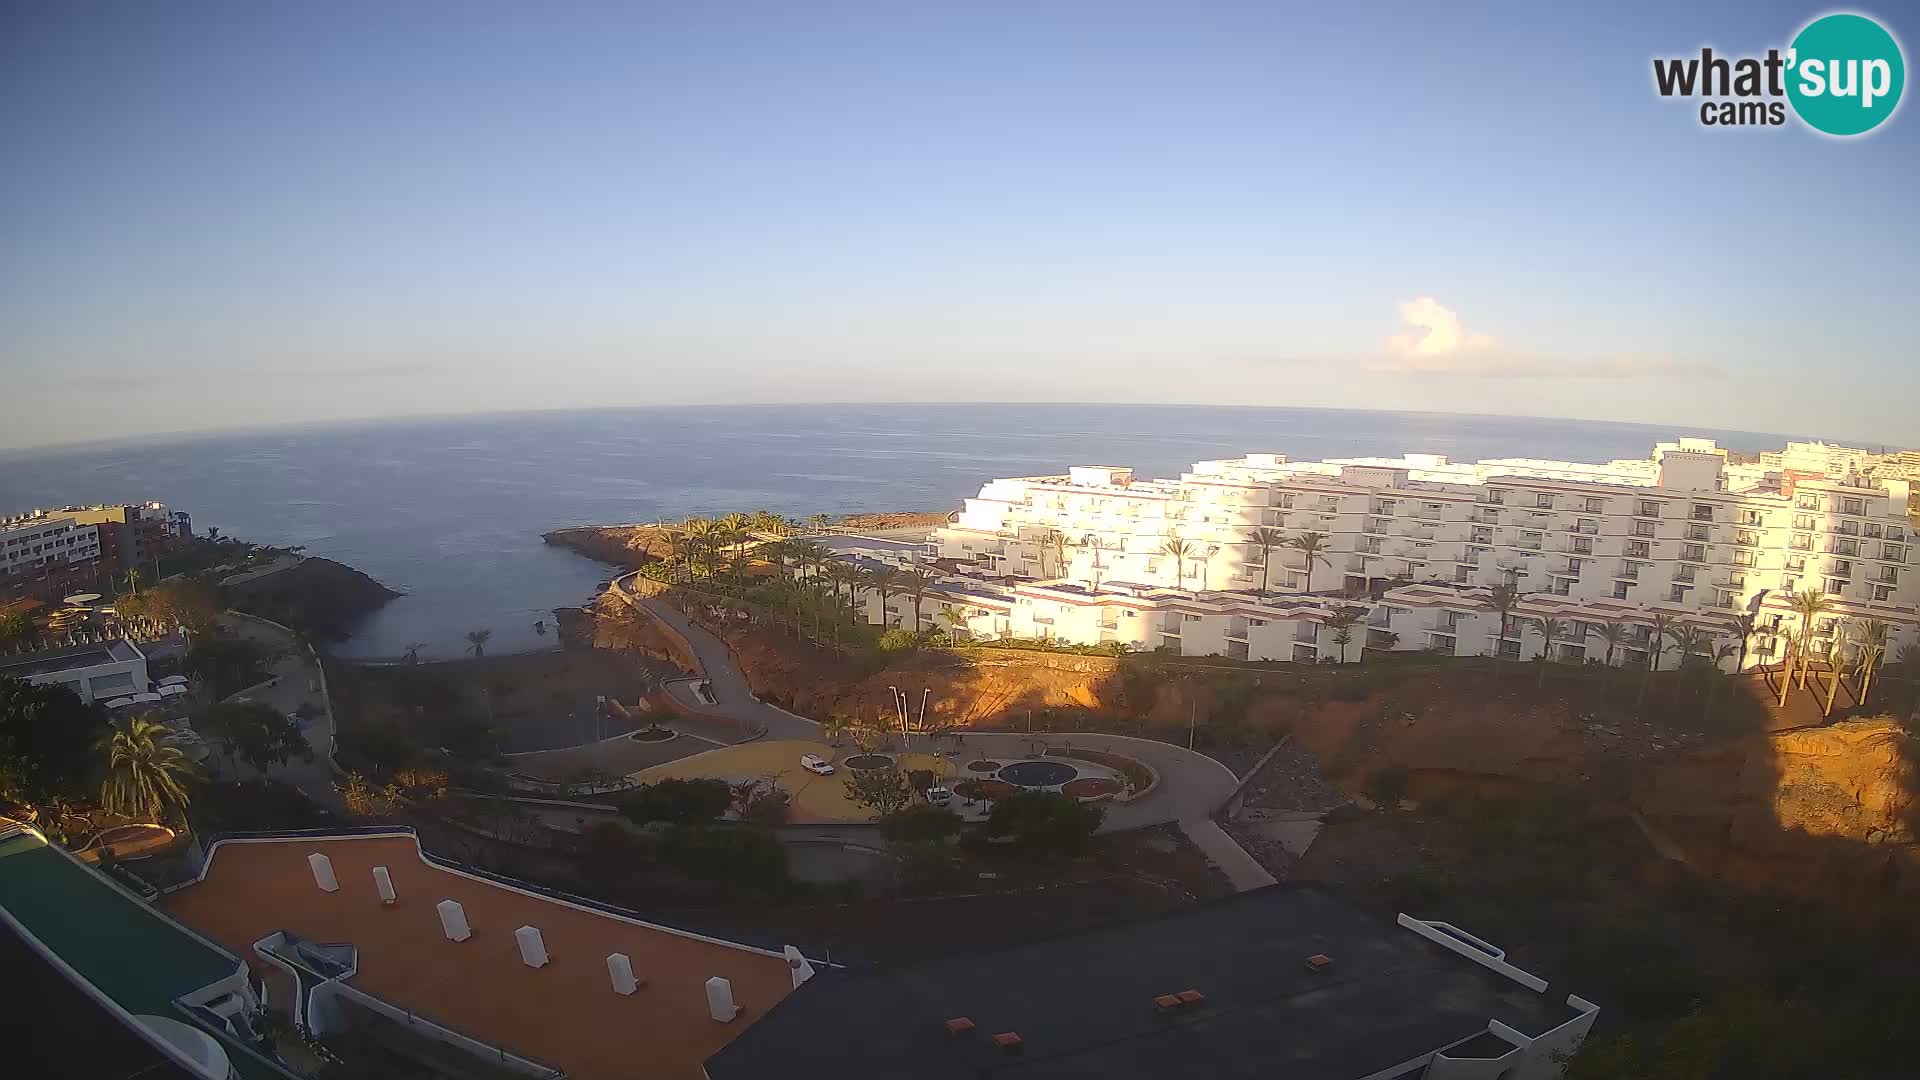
[717,512,754,591]
[1327,606,1364,663]
[805,513,834,533]
[1160,538,1195,589]
[1786,588,1833,691]
[1042,529,1068,580]
[901,567,936,633]
[1851,618,1892,708]
[1638,612,1676,712]
[121,567,143,595]
[750,509,789,537]
[825,561,859,611]
[1776,628,1802,708]
[1704,643,1741,723]
[465,628,492,658]
[1247,527,1287,596]
[1590,619,1631,695]
[1530,616,1569,687]
[205,526,222,543]
[681,517,718,582]
[99,714,197,822]
[1821,635,1850,718]
[1728,611,1759,676]
[1077,534,1109,589]
[1290,532,1332,593]
[401,643,426,665]
[1485,582,1521,679]
[1665,622,1711,702]
[867,565,904,628]
[938,604,971,641]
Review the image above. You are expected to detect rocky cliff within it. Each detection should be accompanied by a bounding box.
[222,557,399,642]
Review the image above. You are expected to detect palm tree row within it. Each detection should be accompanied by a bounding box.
[1492,585,1897,725]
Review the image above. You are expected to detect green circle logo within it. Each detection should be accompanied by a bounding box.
[1786,13,1905,136]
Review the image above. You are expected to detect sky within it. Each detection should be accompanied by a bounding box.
[2,1,1916,450]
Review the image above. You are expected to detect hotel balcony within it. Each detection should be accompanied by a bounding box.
[1427,631,1458,652]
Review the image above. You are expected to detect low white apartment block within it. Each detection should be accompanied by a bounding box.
[0,513,101,577]
[873,437,1919,670]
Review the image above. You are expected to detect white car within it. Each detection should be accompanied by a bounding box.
[800,754,835,776]
[924,786,953,807]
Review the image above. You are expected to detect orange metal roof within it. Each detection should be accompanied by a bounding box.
[164,833,794,1080]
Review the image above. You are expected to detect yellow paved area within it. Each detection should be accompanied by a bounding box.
[627,739,950,822]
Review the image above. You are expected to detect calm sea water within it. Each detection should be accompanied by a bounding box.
[0,405,1812,660]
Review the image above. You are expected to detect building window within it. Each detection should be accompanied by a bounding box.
[1668,585,1689,602]
[1826,579,1846,595]
[1613,581,1630,599]
[1585,497,1606,513]
[1535,494,1554,509]
[1875,585,1895,601]
[1632,521,1656,538]
[1842,498,1865,516]
[1782,576,1799,591]
[1637,500,1662,517]
[1627,540,1651,559]
[1886,544,1908,562]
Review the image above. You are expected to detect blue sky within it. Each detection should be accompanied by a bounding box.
[2,1,1915,449]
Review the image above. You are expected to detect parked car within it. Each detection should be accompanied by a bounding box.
[800,754,835,776]
[924,786,953,807]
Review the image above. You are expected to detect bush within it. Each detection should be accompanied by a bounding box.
[876,628,920,653]
[618,777,733,825]
[986,790,1103,857]
[842,766,917,815]
[907,769,935,793]
[879,803,961,845]
[731,780,791,825]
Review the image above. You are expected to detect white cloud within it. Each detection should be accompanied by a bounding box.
[1361,297,1715,379]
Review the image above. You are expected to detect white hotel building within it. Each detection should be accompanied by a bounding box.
[829,438,1916,671]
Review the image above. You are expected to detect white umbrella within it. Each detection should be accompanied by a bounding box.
[130,692,163,704]
[157,675,189,686]
[102,697,136,709]
[157,684,191,697]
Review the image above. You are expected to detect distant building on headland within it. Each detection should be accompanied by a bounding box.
[0,501,189,602]
[793,436,1917,674]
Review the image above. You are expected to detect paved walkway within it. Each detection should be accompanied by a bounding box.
[212,612,344,811]
[1178,817,1279,892]
[616,576,1246,821]
[602,574,1265,890]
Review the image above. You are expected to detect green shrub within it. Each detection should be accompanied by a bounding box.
[986,790,1103,857]
[876,628,920,653]
[618,777,734,825]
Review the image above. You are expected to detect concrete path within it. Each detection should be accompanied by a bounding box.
[1178,817,1279,892]
[212,612,344,811]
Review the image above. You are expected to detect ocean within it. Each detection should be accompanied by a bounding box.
[0,404,1815,660]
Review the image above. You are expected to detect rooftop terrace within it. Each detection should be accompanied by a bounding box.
[708,885,1583,1080]
[164,832,798,1080]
